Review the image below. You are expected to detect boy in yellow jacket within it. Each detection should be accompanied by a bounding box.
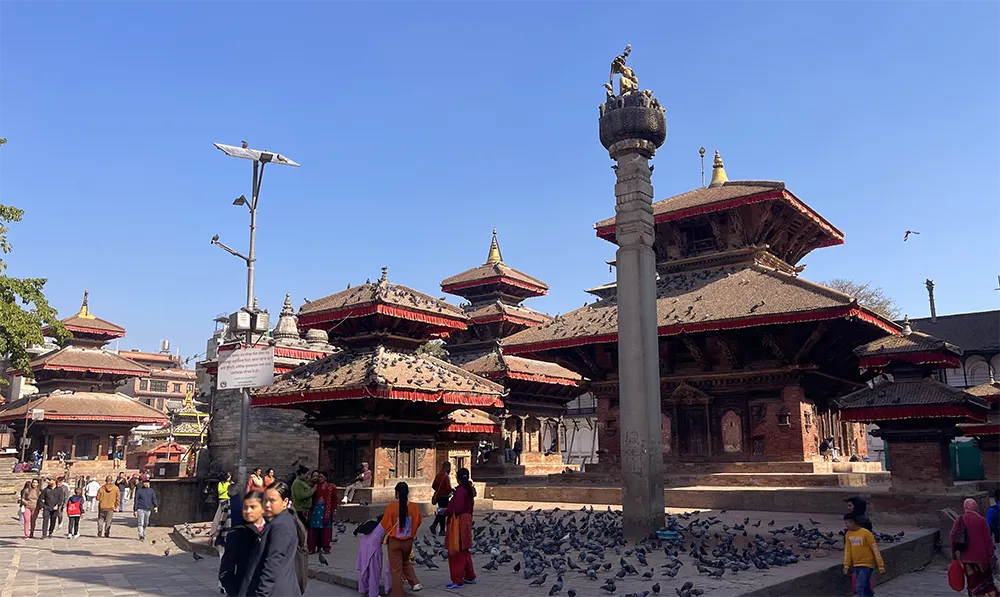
[843,512,885,597]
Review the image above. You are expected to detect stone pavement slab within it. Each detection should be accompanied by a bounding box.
[177,500,933,597]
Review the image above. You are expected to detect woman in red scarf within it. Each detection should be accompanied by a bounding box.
[308,470,338,554]
[950,498,998,597]
[443,467,477,589]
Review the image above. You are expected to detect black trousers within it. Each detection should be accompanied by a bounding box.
[46,509,58,536]
[68,516,80,536]
[430,496,449,533]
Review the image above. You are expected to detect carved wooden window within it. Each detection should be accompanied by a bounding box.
[684,222,716,254]
[777,407,791,427]
[149,380,168,393]
[804,410,812,430]
[172,383,182,393]
[139,379,148,391]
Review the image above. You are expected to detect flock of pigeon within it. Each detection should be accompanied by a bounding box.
[407,507,905,597]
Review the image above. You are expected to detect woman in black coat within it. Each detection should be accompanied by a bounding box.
[219,491,265,595]
[238,483,304,597]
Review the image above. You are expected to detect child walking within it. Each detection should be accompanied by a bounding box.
[843,512,885,597]
[66,488,84,538]
[355,516,392,597]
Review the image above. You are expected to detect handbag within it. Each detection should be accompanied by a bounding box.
[446,515,461,556]
[948,559,965,591]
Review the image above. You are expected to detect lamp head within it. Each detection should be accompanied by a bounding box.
[232,195,247,206]
[211,234,220,245]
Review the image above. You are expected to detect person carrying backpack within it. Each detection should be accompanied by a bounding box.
[66,487,84,539]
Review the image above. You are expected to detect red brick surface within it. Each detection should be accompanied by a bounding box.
[887,441,953,491]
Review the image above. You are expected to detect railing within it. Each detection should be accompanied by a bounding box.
[564,407,597,417]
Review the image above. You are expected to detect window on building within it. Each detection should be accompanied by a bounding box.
[149,380,168,393]
[684,222,716,254]
[139,379,148,391]
[172,383,181,393]
[186,383,194,392]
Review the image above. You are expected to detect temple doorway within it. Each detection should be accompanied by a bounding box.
[721,410,743,453]
[679,407,709,457]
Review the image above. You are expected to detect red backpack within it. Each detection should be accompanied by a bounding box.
[67,499,82,516]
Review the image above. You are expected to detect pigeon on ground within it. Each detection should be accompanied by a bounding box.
[193,552,204,561]
[529,574,548,586]
[318,552,329,566]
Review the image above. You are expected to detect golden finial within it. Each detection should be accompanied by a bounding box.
[77,289,95,319]
[486,228,503,265]
[709,150,729,188]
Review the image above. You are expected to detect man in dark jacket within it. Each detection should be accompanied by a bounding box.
[238,509,303,596]
[132,478,159,541]
[39,478,63,539]
[845,496,873,532]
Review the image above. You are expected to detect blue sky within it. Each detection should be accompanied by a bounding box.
[2,2,997,361]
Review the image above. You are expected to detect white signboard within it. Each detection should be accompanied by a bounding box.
[217,346,274,390]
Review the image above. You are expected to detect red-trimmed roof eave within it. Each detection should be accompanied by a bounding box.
[31,363,148,376]
[840,405,988,423]
[505,305,898,355]
[468,313,548,328]
[859,353,963,369]
[484,370,582,388]
[297,304,467,331]
[442,423,499,435]
[441,276,548,296]
[0,412,166,424]
[273,346,329,361]
[62,324,127,338]
[252,386,504,409]
[594,188,845,246]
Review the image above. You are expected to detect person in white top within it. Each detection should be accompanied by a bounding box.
[84,477,100,513]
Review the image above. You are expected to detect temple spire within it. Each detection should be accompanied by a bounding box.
[486,228,503,265]
[709,150,729,188]
[77,289,95,319]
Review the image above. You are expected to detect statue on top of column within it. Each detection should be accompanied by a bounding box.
[606,44,640,97]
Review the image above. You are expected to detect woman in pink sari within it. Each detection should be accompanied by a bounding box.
[355,516,392,597]
[950,498,998,597]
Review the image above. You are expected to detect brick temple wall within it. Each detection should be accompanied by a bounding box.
[980,449,999,481]
[208,388,318,483]
[886,440,952,491]
[596,394,620,464]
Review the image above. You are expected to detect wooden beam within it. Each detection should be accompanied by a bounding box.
[709,335,743,369]
[681,335,713,371]
[760,332,789,366]
[792,321,831,365]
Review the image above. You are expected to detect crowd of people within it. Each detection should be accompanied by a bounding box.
[17,471,158,540]
[211,460,481,596]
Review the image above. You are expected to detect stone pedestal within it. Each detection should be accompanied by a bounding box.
[876,424,958,492]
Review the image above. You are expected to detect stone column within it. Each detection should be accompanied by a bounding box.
[70,435,77,460]
[600,81,668,539]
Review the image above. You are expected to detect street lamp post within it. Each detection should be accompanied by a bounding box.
[211,142,299,492]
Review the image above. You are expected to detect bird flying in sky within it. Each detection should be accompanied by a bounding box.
[903,230,920,241]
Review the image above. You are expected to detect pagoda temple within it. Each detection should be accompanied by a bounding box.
[840,318,990,491]
[0,291,167,469]
[503,154,898,466]
[254,268,505,489]
[441,230,586,472]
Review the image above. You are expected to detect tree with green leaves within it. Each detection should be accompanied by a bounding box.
[1,137,66,383]
[822,278,902,320]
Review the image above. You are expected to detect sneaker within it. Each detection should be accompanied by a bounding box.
[465,579,477,585]
[412,584,422,592]
[445,584,461,590]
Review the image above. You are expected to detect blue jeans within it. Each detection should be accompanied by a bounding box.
[136,509,151,538]
[854,566,874,597]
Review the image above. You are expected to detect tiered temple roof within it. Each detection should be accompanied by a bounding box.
[0,291,167,429]
[440,232,585,422]
[254,269,505,418]
[840,320,988,423]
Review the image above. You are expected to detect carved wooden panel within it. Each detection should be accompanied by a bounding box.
[721,409,743,453]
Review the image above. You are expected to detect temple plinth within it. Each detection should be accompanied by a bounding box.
[600,46,668,540]
[840,319,990,492]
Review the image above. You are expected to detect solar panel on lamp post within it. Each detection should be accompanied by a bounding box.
[212,142,299,494]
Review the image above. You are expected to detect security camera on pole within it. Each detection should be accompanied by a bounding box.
[211,141,299,492]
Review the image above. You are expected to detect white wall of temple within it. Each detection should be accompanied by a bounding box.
[562,392,600,464]
[940,353,999,388]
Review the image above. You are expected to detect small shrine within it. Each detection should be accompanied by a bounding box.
[839,319,990,491]
[441,230,586,474]
[254,268,505,492]
[0,291,168,469]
